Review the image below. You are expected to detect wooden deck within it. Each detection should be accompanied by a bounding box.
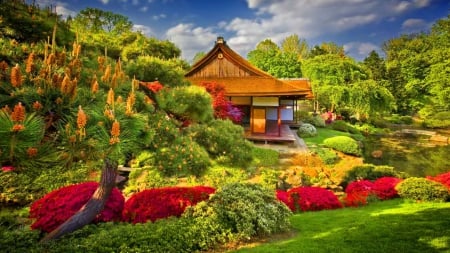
[245,120,296,143]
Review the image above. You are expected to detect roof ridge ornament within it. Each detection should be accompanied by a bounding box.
[216,36,225,44]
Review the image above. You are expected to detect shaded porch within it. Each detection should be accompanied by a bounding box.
[244,120,296,143]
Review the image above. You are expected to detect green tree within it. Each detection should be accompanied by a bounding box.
[281,34,309,60]
[362,50,386,81]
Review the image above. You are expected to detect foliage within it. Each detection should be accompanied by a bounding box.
[329,120,359,134]
[0,164,94,207]
[310,147,339,165]
[422,111,450,128]
[185,183,292,241]
[157,85,214,123]
[122,186,215,223]
[29,182,124,232]
[247,38,302,78]
[125,56,189,88]
[304,114,326,127]
[340,164,406,189]
[122,167,175,196]
[396,177,449,202]
[297,123,317,138]
[198,81,243,123]
[191,164,250,189]
[186,120,254,168]
[323,136,361,156]
[427,171,450,190]
[283,186,342,212]
[154,136,210,177]
[344,180,375,207]
[372,177,403,200]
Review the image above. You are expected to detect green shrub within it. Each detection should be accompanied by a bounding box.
[185,183,292,241]
[154,136,210,177]
[396,177,449,202]
[311,147,339,165]
[122,167,175,196]
[251,147,279,167]
[187,120,254,168]
[399,116,413,125]
[323,136,361,156]
[423,112,450,128]
[193,164,249,189]
[309,114,326,128]
[297,123,317,138]
[259,168,282,190]
[341,164,407,189]
[130,150,154,168]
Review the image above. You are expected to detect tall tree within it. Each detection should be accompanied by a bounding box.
[281,34,309,60]
[362,50,386,81]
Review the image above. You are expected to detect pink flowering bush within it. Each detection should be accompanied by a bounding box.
[285,186,342,212]
[30,182,124,233]
[427,172,450,190]
[372,177,403,200]
[344,180,374,207]
[122,186,215,223]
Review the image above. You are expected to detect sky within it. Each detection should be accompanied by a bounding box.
[36,0,449,63]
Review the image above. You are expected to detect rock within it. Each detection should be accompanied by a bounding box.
[371,150,383,158]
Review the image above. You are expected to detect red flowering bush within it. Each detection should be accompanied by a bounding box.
[30,182,124,233]
[199,81,243,123]
[427,172,450,190]
[344,180,374,207]
[276,189,289,206]
[286,186,342,212]
[372,177,403,200]
[122,186,215,223]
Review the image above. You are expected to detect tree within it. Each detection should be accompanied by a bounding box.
[192,52,206,65]
[248,38,302,78]
[362,50,386,81]
[281,34,309,60]
[308,42,345,58]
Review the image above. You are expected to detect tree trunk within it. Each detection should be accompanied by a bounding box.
[41,158,118,242]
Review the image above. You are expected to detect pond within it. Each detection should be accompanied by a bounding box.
[362,132,450,177]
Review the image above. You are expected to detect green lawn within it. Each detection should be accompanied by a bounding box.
[303,128,355,147]
[231,199,450,253]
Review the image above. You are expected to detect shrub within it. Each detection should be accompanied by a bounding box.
[185,183,292,241]
[187,120,254,168]
[297,123,317,138]
[323,136,361,156]
[309,114,326,128]
[311,147,339,165]
[330,120,359,134]
[29,182,124,233]
[422,111,450,128]
[340,164,406,189]
[396,177,449,202]
[154,136,210,177]
[427,172,450,190]
[195,164,249,188]
[372,177,403,200]
[122,167,174,196]
[286,186,343,212]
[344,180,374,207]
[122,186,215,223]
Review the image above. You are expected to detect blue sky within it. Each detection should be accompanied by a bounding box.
[38,0,449,62]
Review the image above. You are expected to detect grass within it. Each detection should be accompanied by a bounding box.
[231,199,450,253]
[303,127,355,147]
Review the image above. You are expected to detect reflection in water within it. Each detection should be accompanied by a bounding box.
[363,134,450,177]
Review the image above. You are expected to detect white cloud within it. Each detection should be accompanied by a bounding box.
[152,14,166,20]
[344,42,380,60]
[133,24,154,36]
[165,24,218,62]
[165,0,433,61]
[140,6,148,12]
[99,0,109,4]
[401,18,429,32]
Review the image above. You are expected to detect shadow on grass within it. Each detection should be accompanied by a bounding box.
[232,200,450,253]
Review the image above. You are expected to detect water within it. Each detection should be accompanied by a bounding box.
[362,133,450,177]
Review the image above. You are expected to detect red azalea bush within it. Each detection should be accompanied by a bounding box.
[122,186,215,223]
[372,177,403,200]
[344,180,374,207]
[276,189,289,206]
[285,186,342,212]
[427,172,450,190]
[30,182,124,233]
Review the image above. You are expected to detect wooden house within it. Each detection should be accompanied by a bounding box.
[185,37,313,139]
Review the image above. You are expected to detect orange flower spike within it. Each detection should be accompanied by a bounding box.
[32,101,42,111]
[126,92,135,115]
[11,102,26,122]
[109,120,120,145]
[60,74,71,94]
[106,88,115,109]
[12,124,25,132]
[10,64,22,88]
[27,147,38,157]
[77,106,87,129]
[91,78,99,94]
[26,52,35,74]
